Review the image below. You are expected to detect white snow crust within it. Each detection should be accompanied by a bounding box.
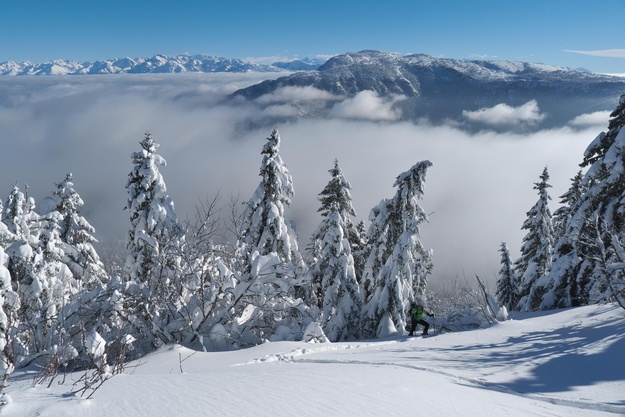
[2,304,623,417]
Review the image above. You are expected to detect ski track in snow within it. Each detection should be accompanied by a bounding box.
[235,311,625,417]
[267,350,624,415]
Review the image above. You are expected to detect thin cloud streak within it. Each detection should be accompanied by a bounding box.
[256,86,341,104]
[564,49,625,58]
[0,74,601,285]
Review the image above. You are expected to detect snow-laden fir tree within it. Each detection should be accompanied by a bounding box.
[316,160,364,254]
[308,160,362,341]
[3,185,41,294]
[125,132,185,284]
[3,184,37,245]
[124,132,187,348]
[237,129,306,277]
[361,161,433,338]
[233,128,310,345]
[552,170,586,242]
[308,160,361,304]
[315,208,362,341]
[496,242,518,311]
[547,94,625,306]
[1,186,64,359]
[540,170,587,309]
[3,185,25,239]
[1,186,27,283]
[49,173,108,288]
[515,167,554,311]
[3,202,75,361]
[29,210,75,351]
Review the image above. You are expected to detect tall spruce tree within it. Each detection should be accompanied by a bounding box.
[317,160,363,255]
[125,132,184,284]
[233,128,310,345]
[548,94,625,305]
[1,186,60,358]
[308,160,362,341]
[237,128,306,280]
[51,173,108,288]
[308,160,361,304]
[361,161,433,338]
[496,242,518,311]
[31,210,75,351]
[515,167,554,311]
[552,170,586,241]
[540,170,587,309]
[124,132,187,349]
[315,207,362,341]
[2,184,38,242]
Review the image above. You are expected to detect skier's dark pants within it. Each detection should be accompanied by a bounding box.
[409,318,429,335]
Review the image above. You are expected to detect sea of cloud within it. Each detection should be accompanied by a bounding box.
[0,73,611,285]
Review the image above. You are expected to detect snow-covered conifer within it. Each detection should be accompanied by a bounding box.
[233,128,310,345]
[308,162,362,340]
[515,167,554,311]
[124,132,184,284]
[32,211,75,335]
[3,185,31,243]
[547,94,625,305]
[314,208,362,341]
[540,170,587,309]
[361,161,433,337]
[309,160,361,304]
[317,160,357,220]
[3,207,76,361]
[50,173,108,288]
[238,128,306,278]
[124,132,187,350]
[496,242,518,311]
[552,171,585,241]
[322,161,363,252]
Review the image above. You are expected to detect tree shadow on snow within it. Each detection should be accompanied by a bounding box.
[500,319,625,401]
[444,305,625,404]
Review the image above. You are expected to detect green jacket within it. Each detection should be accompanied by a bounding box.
[410,306,431,321]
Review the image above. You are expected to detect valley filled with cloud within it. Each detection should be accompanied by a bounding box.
[0,73,610,284]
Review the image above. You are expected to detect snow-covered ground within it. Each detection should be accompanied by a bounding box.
[2,304,623,417]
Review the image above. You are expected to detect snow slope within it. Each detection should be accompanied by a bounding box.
[2,304,623,417]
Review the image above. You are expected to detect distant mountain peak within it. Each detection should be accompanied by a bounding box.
[230,50,625,131]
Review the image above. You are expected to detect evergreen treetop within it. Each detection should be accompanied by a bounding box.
[496,242,518,311]
[515,166,554,311]
[317,159,357,220]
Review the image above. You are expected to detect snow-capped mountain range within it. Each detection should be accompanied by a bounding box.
[3,50,625,130]
[234,50,625,98]
[231,50,625,129]
[0,54,326,76]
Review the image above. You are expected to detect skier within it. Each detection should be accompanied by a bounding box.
[408,303,434,336]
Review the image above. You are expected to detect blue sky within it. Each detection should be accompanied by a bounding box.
[1,0,625,72]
